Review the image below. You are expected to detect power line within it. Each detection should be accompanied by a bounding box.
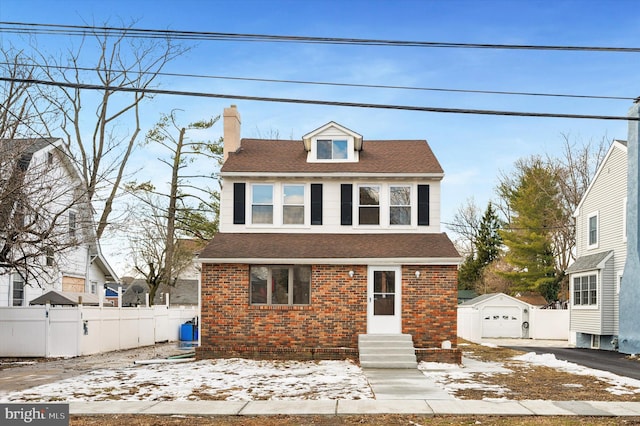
[1,76,637,122]
[0,60,632,102]
[1,21,640,53]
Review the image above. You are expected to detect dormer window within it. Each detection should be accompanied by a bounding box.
[317,139,348,160]
[303,121,363,163]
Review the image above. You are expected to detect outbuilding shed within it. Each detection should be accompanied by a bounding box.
[458,293,532,340]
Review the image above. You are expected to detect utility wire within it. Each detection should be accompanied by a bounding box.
[1,76,637,121]
[0,60,633,102]
[1,21,639,53]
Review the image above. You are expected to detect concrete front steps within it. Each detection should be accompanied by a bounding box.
[358,334,417,369]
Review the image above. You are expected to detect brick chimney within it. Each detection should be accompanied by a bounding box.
[223,105,241,162]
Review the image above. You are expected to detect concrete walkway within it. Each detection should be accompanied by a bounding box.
[66,368,640,417]
[69,399,640,417]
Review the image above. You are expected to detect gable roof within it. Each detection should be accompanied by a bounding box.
[459,292,532,308]
[302,121,363,151]
[573,139,627,217]
[198,232,460,264]
[221,139,444,176]
[29,290,103,306]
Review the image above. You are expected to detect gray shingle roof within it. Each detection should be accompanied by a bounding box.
[199,232,460,262]
[221,139,444,175]
[565,250,614,274]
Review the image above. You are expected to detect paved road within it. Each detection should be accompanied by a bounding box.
[506,345,640,380]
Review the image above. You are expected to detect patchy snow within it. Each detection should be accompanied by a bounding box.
[0,358,373,402]
[512,352,640,396]
[2,350,640,402]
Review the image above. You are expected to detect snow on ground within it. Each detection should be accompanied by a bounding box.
[0,358,373,402]
[512,352,640,396]
[2,351,640,402]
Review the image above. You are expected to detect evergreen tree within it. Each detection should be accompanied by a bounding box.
[457,202,503,291]
[476,202,502,268]
[497,157,562,301]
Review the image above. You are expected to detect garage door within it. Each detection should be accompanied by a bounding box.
[481,306,522,338]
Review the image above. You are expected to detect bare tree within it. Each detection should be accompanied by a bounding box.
[0,50,89,288]
[36,20,187,240]
[447,197,482,257]
[137,111,221,289]
[127,193,197,305]
[550,133,609,271]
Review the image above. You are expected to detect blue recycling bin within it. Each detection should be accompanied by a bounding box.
[179,322,198,341]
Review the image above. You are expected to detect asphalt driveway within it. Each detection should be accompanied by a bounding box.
[504,344,640,381]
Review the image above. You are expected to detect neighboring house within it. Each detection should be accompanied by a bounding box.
[514,292,549,308]
[197,106,461,363]
[566,140,627,350]
[121,278,198,307]
[458,289,478,304]
[0,138,118,306]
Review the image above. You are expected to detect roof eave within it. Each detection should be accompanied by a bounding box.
[197,256,462,265]
[221,171,445,179]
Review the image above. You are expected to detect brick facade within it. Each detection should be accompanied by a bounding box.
[198,263,460,363]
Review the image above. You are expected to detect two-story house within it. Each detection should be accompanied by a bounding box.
[566,139,627,350]
[0,138,118,306]
[197,106,461,364]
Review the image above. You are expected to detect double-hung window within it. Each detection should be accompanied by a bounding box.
[283,184,304,225]
[252,184,274,224]
[573,274,597,306]
[250,265,311,305]
[390,186,411,225]
[317,139,347,160]
[588,212,598,248]
[359,185,380,225]
[12,274,24,307]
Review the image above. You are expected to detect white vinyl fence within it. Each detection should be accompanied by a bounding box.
[0,305,198,358]
[458,307,569,342]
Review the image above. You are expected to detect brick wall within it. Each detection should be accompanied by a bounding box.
[198,263,460,363]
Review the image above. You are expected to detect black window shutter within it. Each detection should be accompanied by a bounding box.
[233,183,246,224]
[311,184,323,225]
[417,184,430,226]
[341,184,352,225]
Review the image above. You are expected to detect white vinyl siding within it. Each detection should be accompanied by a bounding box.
[571,143,627,336]
[220,179,442,234]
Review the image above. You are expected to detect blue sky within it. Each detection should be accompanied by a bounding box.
[1,0,639,268]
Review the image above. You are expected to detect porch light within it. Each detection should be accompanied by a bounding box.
[348,270,354,278]
[415,270,421,278]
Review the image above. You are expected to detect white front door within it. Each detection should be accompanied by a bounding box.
[367,266,402,334]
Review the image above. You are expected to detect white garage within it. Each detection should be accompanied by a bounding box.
[458,293,531,340]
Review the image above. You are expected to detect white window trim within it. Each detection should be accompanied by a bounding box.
[250,183,275,226]
[571,271,599,310]
[308,137,357,163]
[282,183,307,227]
[587,211,599,250]
[11,274,25,307]
[357,184,382,227]
[389,185,412,226]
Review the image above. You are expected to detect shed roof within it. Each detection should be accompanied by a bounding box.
[565,250,614,274]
